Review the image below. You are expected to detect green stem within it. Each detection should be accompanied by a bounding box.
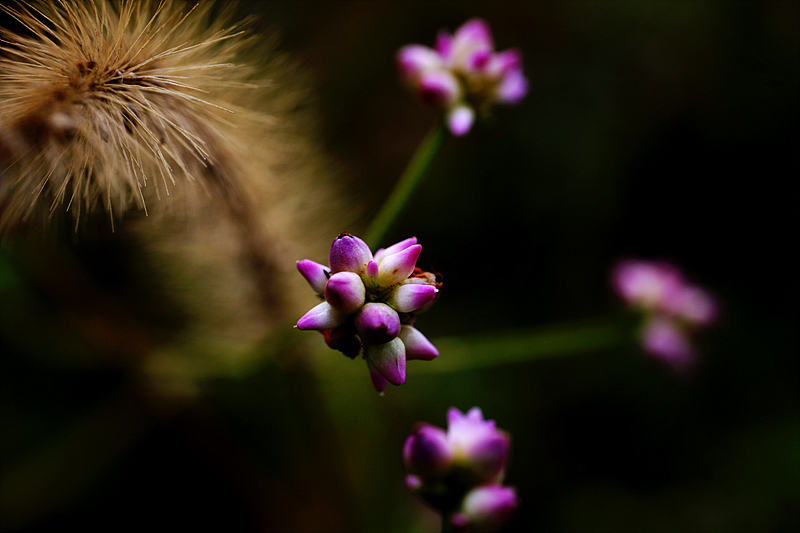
[363,122,446,248]
[440,512,455,533]
[413,317,628,374]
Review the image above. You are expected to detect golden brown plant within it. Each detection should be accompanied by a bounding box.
[0,0,266,231]
[0,1,352,388]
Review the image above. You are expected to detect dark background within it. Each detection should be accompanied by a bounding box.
[1,1,798,532]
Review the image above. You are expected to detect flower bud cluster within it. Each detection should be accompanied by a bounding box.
[296,233,441,393]
[397,18,528,136]
[613,259,717,369]
[404,407,517,532]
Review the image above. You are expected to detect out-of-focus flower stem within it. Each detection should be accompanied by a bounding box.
[417,317,630,373]
[364,123,447,248]
[441,513,455,533]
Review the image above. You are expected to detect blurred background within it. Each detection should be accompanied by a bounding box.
[1,1,798,532]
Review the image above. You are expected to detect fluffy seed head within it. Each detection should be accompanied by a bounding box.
[0,0,260,233]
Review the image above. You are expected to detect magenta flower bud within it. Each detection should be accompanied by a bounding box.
[377,244,422,287]
[418,71,460,107]
[324,271,366,314]
[447,407,510,484]
[493,48,523,74]
[296,259,329,295]
[435,30,453,57]
[355,302,401,345]
[296,302,346,331]
[374,236,418,264]
[397,45,443,80]
[365,337,406,387]
[451,485,518,533]
[364,259,380,288]
[450,19,495,66]
[366,356,388,394]
[468,49,492,71]
[329,233,373,275]
[389,283,438,313]
[399,326,439,361]
[403,423,454,478]
[447,105,475,136]
[495,64,529,105]
[640,316,695,369]
[405,474,423,492]
[612,259,685,312]
[669,285,718,326]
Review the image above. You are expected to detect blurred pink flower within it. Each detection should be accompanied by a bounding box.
[451,484,518,533]
[397,18,528,136]
[403,407,516,527]
[613,258,717,368]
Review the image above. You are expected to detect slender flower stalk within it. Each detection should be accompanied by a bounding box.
[368,18,529,250]
[363,123,446,248]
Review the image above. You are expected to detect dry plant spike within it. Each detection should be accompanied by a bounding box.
[0,0,255,234]
[0,0,352,385]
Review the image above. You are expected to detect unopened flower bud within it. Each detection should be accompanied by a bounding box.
[324,271,366,314]
[296,259,329,295]
[365,337,406,388]
[640,316,694,369]
[390,283,439,313]
[447,408,510,484]
[451,485,518,533]
[377,244,422,287]
[403,423,454,478]
[329,233,373,275]
[374,236,418,264]
[296,302,345,331]
[399,325,439,361]
[355,303,401,345]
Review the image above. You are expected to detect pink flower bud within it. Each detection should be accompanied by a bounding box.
[329,233,373,275]
[377,244,422,287]
[447,105,475,136]
[452,485,518,533]
[399,326,439,361]
[365,337,406,386]
[296,302,346,331]
[296,259,329,295]
[390,283,438,313]
[640,316,695,369]
[403,423,454,478]
[324,271,366,314]
[374,236,418,264]
[447,408,510,484]
[403,407,515,516]
[355,303,401,345]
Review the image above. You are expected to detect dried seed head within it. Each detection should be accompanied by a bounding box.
[0,1,353,390]
[0,0,261,233]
